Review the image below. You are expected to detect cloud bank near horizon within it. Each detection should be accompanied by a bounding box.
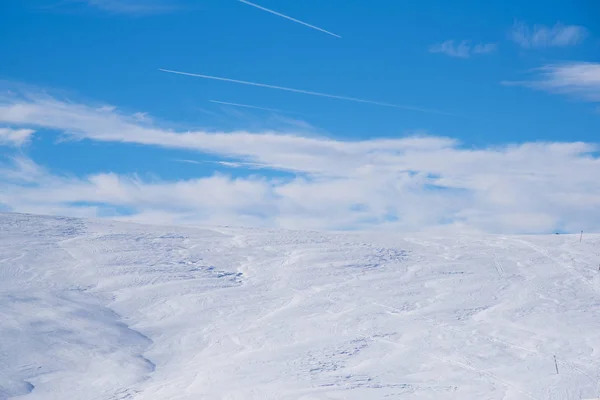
[0,90,599,234]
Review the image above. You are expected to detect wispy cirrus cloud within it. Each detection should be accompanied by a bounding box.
[509,20,588,48]
[503,62,600,103]
[0,90,599,233]
[0,128,35,147]
[429,40,497,58]
[48,0,178,15]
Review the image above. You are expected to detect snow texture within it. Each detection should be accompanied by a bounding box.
[1,212,600,399]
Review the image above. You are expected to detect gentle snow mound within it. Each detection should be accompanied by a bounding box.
[1,212,600,399]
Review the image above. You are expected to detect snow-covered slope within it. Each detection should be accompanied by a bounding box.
[1,213,600,400]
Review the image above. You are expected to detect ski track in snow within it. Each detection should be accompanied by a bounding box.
[1,213,600,399]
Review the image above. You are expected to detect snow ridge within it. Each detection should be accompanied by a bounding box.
[1,212,600,399]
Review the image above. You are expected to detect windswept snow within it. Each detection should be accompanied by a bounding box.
[1,213,600,399]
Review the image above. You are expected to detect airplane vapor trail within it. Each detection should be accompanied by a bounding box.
[210,100,283,113]
[238,0,341,38]
[159,69,457,116]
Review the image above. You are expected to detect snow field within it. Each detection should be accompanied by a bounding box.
[1,213,600,399]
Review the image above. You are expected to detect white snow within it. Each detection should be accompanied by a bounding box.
[1,212,600,399]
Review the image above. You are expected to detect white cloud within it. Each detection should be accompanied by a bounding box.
[429,40,497,58]
[132,112,151,122]
[509,20,588,48]
[503,62,600,103]
[0,92,453,177]
[0,127,35,146]
[97,105,116,112]
[472,43,497,54]
[0,156,46,182]
[56,0,177,14]
[0,91,599,233]
[175,159,270,169]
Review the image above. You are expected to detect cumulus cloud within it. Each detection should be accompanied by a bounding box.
[429,40,497,58]
[0,91,599,233]
[503,62,600,103]
[0,127,35,146]
[509,20,588,48]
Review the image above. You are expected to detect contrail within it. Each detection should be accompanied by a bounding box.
[210,100,283,113]
[175,159,268,169]
[238,0,341,38]
[159,68,456,116]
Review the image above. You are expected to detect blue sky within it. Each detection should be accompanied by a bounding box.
[0,0,599,233]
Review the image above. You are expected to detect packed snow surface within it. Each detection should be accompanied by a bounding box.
[1,213,600,399]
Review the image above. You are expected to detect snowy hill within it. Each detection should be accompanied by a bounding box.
[1,212,600,400]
